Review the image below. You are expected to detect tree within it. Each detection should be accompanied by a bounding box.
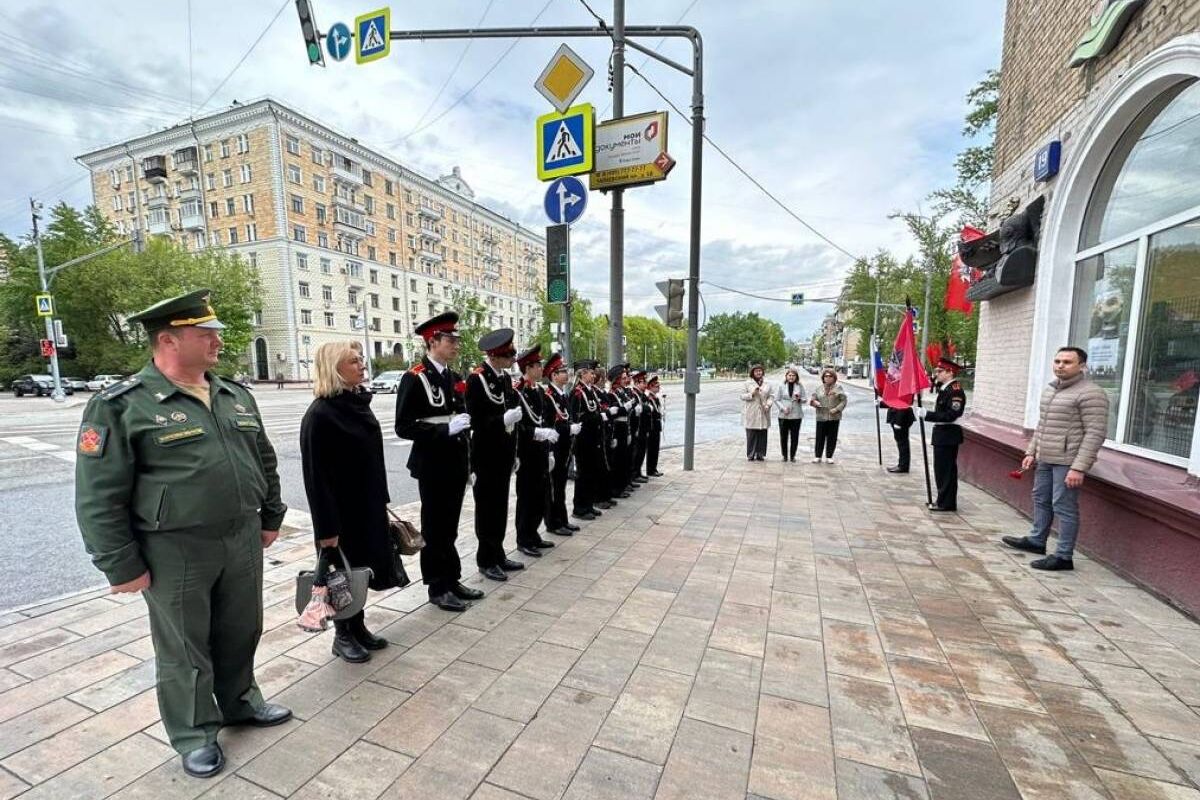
[448,289,488,373]
[700,312,788,370]
[536,294,609,364]
[930,69,1000,228]
[0,203,260,384]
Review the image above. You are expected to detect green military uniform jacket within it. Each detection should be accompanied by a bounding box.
[75,362,287,585]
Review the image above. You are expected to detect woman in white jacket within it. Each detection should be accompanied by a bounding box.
[775,368,806,462]
[741,365,774,461]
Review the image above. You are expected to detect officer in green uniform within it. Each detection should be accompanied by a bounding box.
[74,289,291,779]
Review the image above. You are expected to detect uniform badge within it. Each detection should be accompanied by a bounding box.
[154,392,167,401]
[154,414,168,426]
[234,403,247,413]
[170,411,188,423]
[77,424,108,457]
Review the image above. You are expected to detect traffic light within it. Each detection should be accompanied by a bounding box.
[546,224,569,305]
[295,0,326,67]
[656,278,684,328]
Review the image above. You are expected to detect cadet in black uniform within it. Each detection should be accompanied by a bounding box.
[543,353,581,535]
[395,312,483,613]
[918,357,967,512]
[571,361,603,520]
[606,365,633,498]
[592,368,620,507]
[629,370,650,483]
[645,374,664,476]
[513,345,558,557]
[466,329,526,581]
[881,401,916,473]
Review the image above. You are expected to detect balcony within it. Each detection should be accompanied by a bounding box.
[481,231,496,244]
[142,155,167,183]
[333,191,364,211]
[417,205,442,221]
[174,147,198,175]
[332,159,363,185]
[419,250,443,264]
[180,205,205,230]
[483,268,501,280]
[147,210,170,235]
[178,186,200,202]
[482,252,501,266]
[334,206,367,239]
[419,227,442,243]
[146,193,168,209]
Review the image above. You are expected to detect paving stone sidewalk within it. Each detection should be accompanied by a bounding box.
[2,436,1200,799]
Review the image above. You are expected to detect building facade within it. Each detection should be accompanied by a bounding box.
[77,99,544,380]
[968,0,1200,613]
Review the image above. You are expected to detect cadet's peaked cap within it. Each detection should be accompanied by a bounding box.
[545,353,565,373]
[607,364,627,381]
[936,357,964,374]
[414,311,460,342]
[647,374,660,385]
[631,369,647,381]
[479,328,516,357]
[516,344,543,369]
[572,359,593,371]
[128,288,224,332]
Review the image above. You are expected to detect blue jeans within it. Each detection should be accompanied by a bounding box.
[1028,463,1080,558]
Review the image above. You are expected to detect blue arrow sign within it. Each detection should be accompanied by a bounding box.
[544,176,588,225]
[326,22,352,62]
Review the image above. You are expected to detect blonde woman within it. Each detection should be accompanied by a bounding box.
[741,365,774,461]
[299,341,397,663]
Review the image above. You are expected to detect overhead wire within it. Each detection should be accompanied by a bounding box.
[194,0,291,115]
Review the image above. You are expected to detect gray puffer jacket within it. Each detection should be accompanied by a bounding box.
[1025,373,1110,472]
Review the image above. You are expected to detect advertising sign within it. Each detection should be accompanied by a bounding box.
[590,111,671,191]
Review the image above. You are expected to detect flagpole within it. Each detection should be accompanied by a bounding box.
[872,285,882,467]
[909,295,934,506]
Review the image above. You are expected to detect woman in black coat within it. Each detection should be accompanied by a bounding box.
[300,341,397,663]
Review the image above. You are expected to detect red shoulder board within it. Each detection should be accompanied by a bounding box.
[949,381,962,391]
[410,363,425,374]
[573,387,583,396]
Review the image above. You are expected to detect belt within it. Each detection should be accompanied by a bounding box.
[418,415,455,424]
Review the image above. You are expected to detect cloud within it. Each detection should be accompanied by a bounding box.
[0,0,1005,341]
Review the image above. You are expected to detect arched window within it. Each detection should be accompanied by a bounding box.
[1071,79,1200,461]
[254,338,269,381]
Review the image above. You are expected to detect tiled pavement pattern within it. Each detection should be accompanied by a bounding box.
[2,438,1200,799]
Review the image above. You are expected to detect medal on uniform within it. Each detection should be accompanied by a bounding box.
[154,414,168,426]
[171,411,188,423]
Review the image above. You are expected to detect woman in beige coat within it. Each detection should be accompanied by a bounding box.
[809,368,848,463]
[741,365,774,461]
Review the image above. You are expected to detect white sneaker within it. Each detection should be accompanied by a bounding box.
[826,458,835,464]
[812,457,822,463]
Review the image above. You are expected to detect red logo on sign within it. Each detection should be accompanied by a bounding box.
[644,120,659,140]
[653,152,676,175]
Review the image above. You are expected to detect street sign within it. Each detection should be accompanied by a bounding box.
[591,111,671,191]
[546,224,570,305]
[355,7,390,64]
[543,176,588,225]
[39,339,54,358]
[791,293,805,305]
[35,293,53,317]
[534,44,594,114]
[536,104,594,181]
[326,22,352,62]
[53,319,68,347]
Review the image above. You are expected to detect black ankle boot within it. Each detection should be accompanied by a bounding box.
[332,620,370,662]
[350,615,389,650]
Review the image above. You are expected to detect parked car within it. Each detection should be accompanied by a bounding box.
[370,370,404,393]
[86,374,124,391]
[11,375,74,397]
[62,376,89,391]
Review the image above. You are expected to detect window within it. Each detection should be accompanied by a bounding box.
[369,268,379,284]
[317,232,329,248]
[240,164,252,184]
[394,320,402,333]
[287,164,302,184]
[127,191,135,210]
[410,300,418,313]
[313,175,326,193]
[386,203,395,220]
[405,212,414,226]
[205,173,216,191]
[242,194,254,214]
[347,261,363,278]
[311,145,323,164]
[365,196,375,214]
[297,253,309,270]
[111,195,122,211]
[299,281,311,298]
[320,258,331,274]
[368,246,377,261]
[387,227,397,244]
[286,135,300,155]
[322,285,333,302]
[348,288,359,305]
[385,180,394,195]
[235,133,249,154]
[370,293,379,309]
[195,231,207,249]
[316,204,327,223]
[222,169,232,188]
[211,229,221,246]
[293,225,307,243]
[410,279,417,291]
[291,195,304,214]
[226,198,236,216]
[325,312,335,327]
[389,252,397,266]
[301,309,312,325]
[405,190,412,203]
[245,223,257,242]
[220,139,230,158]
[253,310,262,326]
[202,144,213,163]
[372,317,381,332]
[391,274,399,289]
[407,235,416,249]
[1068,78,1200,462]
[362,169,373,187]
[392,297,401,311]
[227,226,238,244]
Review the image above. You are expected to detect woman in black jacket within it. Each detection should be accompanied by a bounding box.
[300,341,398,663]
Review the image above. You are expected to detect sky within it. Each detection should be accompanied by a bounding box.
[0,0,1006,340]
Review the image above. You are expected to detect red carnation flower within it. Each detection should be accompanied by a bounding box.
[1008,469,1024,480]
[454,380,467,395]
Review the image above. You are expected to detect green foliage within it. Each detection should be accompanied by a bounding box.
[447,288,489,372]
[0,203,260,385]
[930,68,1000,228]
[700,312,788,370]
[370,354,409,374]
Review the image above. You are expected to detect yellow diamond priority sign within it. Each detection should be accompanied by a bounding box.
[535,44,594,114]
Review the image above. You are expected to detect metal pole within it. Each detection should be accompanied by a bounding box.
[562,299,573,367]
[361,300,372,371]
[919,260,932,359]
[31,200,65,403]
[872,283,882,466]
[607,0,625,367]
[682,34,704,471]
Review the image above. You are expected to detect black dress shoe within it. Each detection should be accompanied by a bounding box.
[482,565,508,581]
[887,466,909,473]
[596,500,615,509]
[617,491,632,498]
[332,628,371,663]
[565,523,581,531]
[1030,555,1074,571]
[927,504,957,513]
[182,743,224,778]
[1002,535,1046,555]
[633,475,648,483]
[517,545,543,558]
[450,583,484,601]
[648,471,664,477]
[229,703,293,727]
[550,526,574,536]
[431,591,470,611]
[500,558,526,571]
[349,618,389,650]
[572,511,597,521]
[536,539,556,548]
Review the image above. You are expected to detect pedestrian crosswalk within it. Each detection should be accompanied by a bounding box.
[0,435,77,463]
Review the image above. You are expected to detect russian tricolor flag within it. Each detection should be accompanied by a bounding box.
[871,335,885,396]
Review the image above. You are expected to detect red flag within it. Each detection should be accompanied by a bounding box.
[925,343,943,370]
[961,225,987,242]
[945,255,974,314]
[882,309,932,410]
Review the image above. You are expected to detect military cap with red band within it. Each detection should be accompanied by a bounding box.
[479,328,516,357]
[936,357,964,374]
[414,311,460,342]
[544,352,566,373]
[516,344,543,370]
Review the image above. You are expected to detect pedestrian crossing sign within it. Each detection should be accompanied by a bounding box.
[355,7,390,64]
[35,293,53,317]
[536,103,594,181]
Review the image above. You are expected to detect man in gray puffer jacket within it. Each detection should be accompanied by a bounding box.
[1003,347,1109,570]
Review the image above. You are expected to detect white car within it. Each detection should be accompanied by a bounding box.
[369,370,404,393]
[86,374,124,391]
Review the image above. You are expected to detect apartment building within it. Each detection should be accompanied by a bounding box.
[76,98,545,380]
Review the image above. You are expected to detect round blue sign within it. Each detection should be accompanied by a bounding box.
[326,22,353,62]
[544,176,588,225]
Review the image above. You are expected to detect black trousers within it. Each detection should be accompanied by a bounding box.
[778,418,801,459]
[515,456,547,547]
[473,460,513,569]
[595,427,614,503]
[632,430,648,477]
[419,478,466,596]
[610,426,631,493]
[646,431,661,473]
[814,420,840,458]
[573,438,599,512]
[891,425,912,470]
[933,444,959,509]
[745,428,768,459]
[546,438,572,527]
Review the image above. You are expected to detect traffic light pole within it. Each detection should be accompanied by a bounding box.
[608,0,625,369]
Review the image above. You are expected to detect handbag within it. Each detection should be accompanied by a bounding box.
[386,507,425,555]
[294,546,372,622]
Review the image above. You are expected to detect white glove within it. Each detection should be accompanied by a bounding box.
[609,439,616,449]
[634,403,643,416]
[534,427,557,443]
[548,453,556,472]
[607,407,619,417]
[570,423,582,436]
[915,407,927,419]
[503,408,523,426]
[622,399,634,411]
[448,413,471,436]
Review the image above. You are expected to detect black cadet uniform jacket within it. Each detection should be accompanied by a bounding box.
[466,362,518,472]
[516,381,552,469]
[926,380,966,446]
[394,358,469,482]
